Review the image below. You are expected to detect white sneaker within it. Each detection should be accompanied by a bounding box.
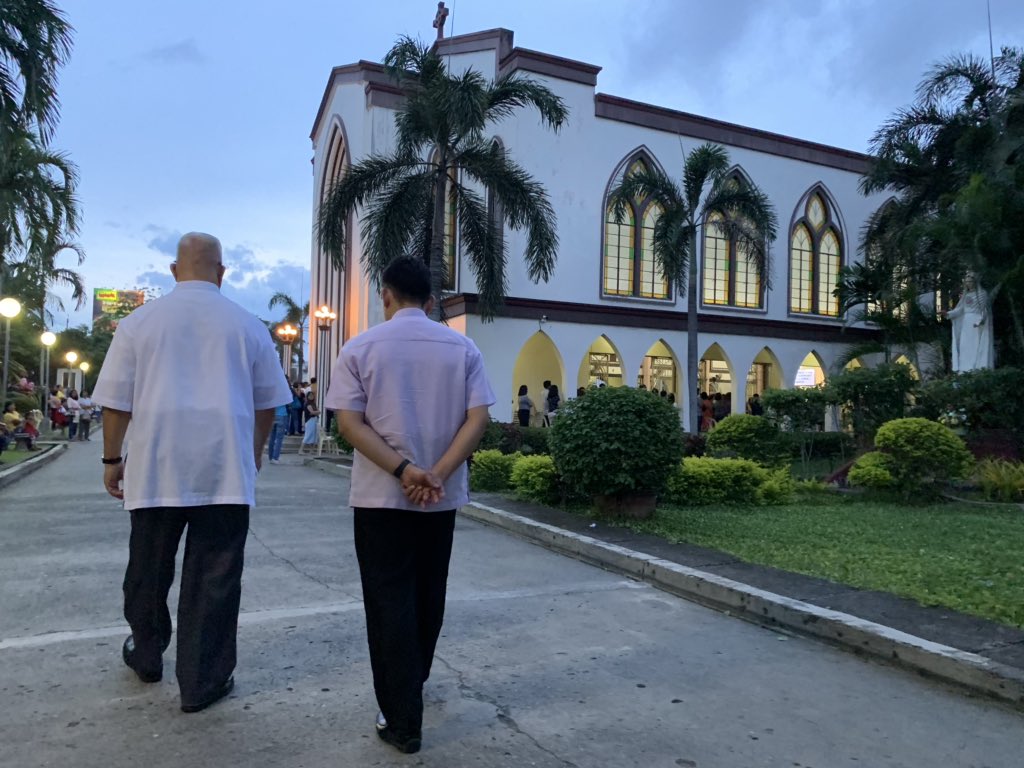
[269,458,280,464]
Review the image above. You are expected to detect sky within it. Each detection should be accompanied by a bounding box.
[45,0,1024,329]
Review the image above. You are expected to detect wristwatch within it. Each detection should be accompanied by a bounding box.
[101,456,123,465]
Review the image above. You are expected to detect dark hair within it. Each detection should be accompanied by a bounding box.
[548,384,559,397]
[518,385,528,396]
[577,387,586,397]
[310,377,317,384]
[382,256,431,305]
[668,393,676,403]
[543,380,551,388]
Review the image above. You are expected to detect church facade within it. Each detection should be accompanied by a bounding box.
[308,27,885,425]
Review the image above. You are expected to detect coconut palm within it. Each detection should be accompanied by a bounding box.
[861,48,1024,366]
[608,144,778,433]
[0,0,73,141]
[6,233,85,325]
[0,124,79,291]
[316,35,568,320]
[268,292,309,377]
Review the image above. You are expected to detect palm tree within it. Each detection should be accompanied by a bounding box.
[608,144,777,433]
[861,48,1024,366]
[0,0,73,141]
[6,233,85,326]
[0,124,79,291]
[317,36,568,320]
[268,292,309,377]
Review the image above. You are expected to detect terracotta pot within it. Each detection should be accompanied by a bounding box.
[592,492,657,519]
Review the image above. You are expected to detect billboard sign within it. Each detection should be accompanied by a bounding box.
[92,288,146,327]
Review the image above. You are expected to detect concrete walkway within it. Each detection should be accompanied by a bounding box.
[1,441,1022,767]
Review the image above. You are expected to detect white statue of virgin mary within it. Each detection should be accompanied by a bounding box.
[947,274,994,372]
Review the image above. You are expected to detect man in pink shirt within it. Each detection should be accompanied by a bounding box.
[325,256,495,755]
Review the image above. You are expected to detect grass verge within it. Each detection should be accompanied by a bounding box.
[590,491,1024,628]
[0,450,36,466]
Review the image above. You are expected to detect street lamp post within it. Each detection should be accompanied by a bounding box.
[40,331,57,411]
[275,323,298,379]
[313,305,337,420]
[64,351,78,393]
[79,361,90,391]
[0,297,22,405]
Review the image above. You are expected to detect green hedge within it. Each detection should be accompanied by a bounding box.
[915,368,1024,443]
[469,450,521,492]
[478,421,550,455]
[705,414,788,468]
[551,386,684,497]
[509,454,560,503]
[664,457,793,506]
[874,417,974,497]
[847,451,895,490]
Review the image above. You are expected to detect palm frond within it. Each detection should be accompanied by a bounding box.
[360,169,436,287]
[682,143,730,211]
[453,183,506,319]
[485,73,568,131]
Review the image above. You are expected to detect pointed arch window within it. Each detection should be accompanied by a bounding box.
[603,158,669,300]
[701,175,763,309]
[442,168,458,291]
[790,191,842,317]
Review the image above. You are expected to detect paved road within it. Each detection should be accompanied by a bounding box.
[1,439,1021,767]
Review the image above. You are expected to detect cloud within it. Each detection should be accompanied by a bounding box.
[135,233,310,323]
[142,39,205,66]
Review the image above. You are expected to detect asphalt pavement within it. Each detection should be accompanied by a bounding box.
[1,439,1022,767]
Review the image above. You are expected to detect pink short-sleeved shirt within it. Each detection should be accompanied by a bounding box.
[324,307,496,511]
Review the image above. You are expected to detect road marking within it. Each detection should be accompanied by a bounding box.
[0,579,644,651]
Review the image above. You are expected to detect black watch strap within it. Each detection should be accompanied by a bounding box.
[393,458,411,479]
[101,456,123,465]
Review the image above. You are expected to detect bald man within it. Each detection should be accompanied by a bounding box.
[92,232,292,713]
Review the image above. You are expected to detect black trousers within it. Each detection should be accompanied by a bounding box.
[123,505,249,706]
[353,508,456,738]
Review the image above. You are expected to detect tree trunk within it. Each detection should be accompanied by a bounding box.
[686,228,700,434]
[428,161,448,322]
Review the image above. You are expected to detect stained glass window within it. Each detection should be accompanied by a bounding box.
[702,187,764,309]
[790,190,842,316]
[602,157,669,300]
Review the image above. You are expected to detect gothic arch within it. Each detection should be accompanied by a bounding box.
[788,182,846,317]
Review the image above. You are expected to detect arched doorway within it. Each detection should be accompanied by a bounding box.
[894,354,920,380]
[795,351,826,388]
[577,335,625,390]
[636,339,678,397]
[699,343,735,418]
[512,332,565,424]
[744,346,784,411]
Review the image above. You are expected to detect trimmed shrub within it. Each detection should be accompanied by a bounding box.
[758,468,797,505]
[550,386,684,497]
[510,454,559,503]
[705,414,788,468]
[470,450,520,492]
[915,368,1024,441]
[873,417,975,496]
[847,451,894,490]
[477,421,550,455]
[518,427,550,456]
[828,363,917,447]
[683,432,706,457]
[329,420,353,453]
[664,457,769,506]
[975,458,1024,502]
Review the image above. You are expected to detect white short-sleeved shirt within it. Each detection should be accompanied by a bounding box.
[324,307,496,512]
[92,281,293,509]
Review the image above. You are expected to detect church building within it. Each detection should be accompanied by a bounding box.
[308,23,885,426]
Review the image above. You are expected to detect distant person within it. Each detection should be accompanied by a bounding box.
[546,384,560,422]
[576,387,586,398]
[517,385,535,427]
[77,390,94,441]
[298,396,320,455]
[92,232,291,713]
[541,380,552,426]
[700,393,715,432]
[326,256,495,754]
[66,389,81,440]
[267,403,288,464]
[668,393,676,406]
[749,393,764,416]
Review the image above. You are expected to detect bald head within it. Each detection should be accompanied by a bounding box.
[171,232,225,285]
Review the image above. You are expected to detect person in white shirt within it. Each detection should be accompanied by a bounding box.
[92,232,292,713]
[326,256,495,755]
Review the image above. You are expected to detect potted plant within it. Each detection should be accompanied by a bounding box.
[550,386,684,519]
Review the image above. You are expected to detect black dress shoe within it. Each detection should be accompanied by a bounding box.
[377,725,421,754]
[122,635,162,683]
[181,676,234,713]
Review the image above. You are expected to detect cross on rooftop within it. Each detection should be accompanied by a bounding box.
[433,2,449,40]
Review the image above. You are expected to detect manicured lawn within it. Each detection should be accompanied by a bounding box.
[0,450,35,466]
[600,492,1024,628]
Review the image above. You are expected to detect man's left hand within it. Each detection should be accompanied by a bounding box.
[103,463,125,500]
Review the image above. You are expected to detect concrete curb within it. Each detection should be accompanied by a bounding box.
[303,458,1024,707]
[0,443,67,491]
